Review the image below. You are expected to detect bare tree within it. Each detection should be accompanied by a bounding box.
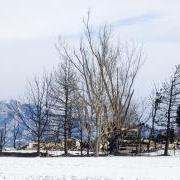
[51,58,78,155]
[159,65,180,155]
[11,74,53,155]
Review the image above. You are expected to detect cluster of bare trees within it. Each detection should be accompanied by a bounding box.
[150,65,180,155]
[1,14,179,157]
[1,14,179,158]
[4,15,144,156]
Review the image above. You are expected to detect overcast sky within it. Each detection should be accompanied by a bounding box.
[0,0,180,100]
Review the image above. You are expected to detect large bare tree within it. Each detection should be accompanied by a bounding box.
[56,13,143,156]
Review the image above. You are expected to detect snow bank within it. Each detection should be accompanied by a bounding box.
[0,154,180,180]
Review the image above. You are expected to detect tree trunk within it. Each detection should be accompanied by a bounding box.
[64,114,68,155]
[95,124,100,157]
[164,81,173,156]
[87,132,90,156]
[13,138,16,149]
[80,127,83,156]
[95,136,100,157]
[164,121,170,156]
[0,145,2,153]
[37,136,40,156]
[138,127,142,154]
[64,88,68,156]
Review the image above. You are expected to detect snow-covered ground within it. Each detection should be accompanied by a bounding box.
[0,151,180,180]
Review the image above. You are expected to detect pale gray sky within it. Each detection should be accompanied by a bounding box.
[0,0,180,100]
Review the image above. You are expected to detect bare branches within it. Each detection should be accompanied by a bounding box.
[11,73,53,155]
[50,57,79,155]
[157,65,180,155]
[55,13,144,155]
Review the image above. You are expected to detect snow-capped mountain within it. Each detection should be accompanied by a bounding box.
[0,100,15,125]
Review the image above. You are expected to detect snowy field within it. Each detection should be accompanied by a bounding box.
[0,151,180,180]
